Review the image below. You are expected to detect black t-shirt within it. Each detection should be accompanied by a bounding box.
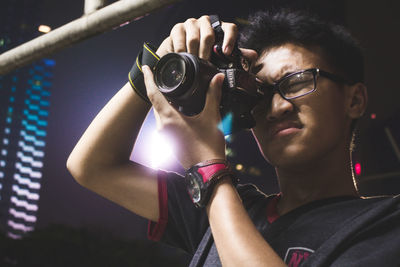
[148,170,400,266]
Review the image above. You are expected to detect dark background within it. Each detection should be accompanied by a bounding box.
[2,0,400,265]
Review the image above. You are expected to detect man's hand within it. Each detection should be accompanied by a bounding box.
[143,65,226,169]
[156,15,239,59]
[156,15,258,63]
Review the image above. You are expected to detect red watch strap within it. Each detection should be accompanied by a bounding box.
[197,163,228,183]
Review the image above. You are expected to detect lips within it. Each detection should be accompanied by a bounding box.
[269,121,303,138]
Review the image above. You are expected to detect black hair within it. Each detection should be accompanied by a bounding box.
[238,9,364,84]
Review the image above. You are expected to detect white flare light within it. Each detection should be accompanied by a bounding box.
[150,131,174,169]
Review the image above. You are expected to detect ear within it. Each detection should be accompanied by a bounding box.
[346,82,368,119]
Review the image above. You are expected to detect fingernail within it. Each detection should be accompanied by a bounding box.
[142,65,149,73]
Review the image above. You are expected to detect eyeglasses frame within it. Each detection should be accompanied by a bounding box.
[261,68,352,100]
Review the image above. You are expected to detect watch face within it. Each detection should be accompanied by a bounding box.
[188,176,201,203]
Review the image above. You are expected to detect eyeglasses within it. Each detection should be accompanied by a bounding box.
[260,68,351,100]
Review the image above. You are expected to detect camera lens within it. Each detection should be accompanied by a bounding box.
[156,54,186,91]
[154,52,217,116]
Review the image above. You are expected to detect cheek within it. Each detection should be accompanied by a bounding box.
[298,97,348,154]
[303,92,347,135]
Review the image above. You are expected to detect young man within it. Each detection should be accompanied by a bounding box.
[67,10,400,266]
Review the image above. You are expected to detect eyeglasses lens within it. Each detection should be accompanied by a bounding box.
[279,71,315,99]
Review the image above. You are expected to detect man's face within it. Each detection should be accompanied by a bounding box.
[250,43,351,170]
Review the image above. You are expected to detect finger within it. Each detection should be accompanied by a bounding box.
[198,15,215,60]
[142,65,170,112]
[156,36,174,57]
[240,48,258,62]
[239,48,258,71]
[221,22,238,55]
[203,73,225,116]
[184,18,200,55]
[170,23,187,53]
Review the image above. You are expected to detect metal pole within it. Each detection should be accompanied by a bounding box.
[84,0,107,14]
[0,0,182,76]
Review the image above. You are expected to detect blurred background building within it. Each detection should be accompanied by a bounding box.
[0,0,54,239]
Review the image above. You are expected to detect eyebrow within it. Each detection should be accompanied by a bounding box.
[275,70,297,83]
[251,63,300,84]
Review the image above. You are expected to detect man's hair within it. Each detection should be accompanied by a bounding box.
[238,9,364,84]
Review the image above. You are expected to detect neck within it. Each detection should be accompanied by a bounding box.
[274,149,359,216]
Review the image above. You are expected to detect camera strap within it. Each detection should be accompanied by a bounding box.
[209,15,224,43]
[128,42,160,103]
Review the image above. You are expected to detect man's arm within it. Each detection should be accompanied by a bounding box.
[207,179,286,266]
[65,23,199,222]
[66,82,160,221]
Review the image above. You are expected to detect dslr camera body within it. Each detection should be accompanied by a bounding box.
[153,41,263,135]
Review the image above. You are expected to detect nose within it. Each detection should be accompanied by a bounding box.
[266,92,294,121]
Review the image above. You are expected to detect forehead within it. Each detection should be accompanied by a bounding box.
[252,43,326,82]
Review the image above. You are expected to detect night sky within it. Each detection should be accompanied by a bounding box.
[6,0,399,241]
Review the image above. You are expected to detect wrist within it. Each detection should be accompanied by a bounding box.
[184,159,238,208]
[124,82,152,109]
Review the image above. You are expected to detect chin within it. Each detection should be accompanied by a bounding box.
[261,142,311,169]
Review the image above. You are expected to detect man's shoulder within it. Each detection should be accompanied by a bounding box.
[308,194,400,222]
[325,194,400,234]
[303,194,400,266]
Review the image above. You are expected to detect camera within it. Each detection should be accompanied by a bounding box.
[153,43,263,135]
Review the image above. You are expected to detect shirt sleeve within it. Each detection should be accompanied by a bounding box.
[147,170,168,241]
[147,170,209,254]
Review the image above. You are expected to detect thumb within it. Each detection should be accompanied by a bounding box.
[142,65,157,97]
[142,65,169,110]
[203,73,225,115]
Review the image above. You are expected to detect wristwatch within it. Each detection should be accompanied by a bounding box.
[184,159,237,208]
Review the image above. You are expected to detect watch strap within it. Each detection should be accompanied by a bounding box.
[198,163,229,183]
